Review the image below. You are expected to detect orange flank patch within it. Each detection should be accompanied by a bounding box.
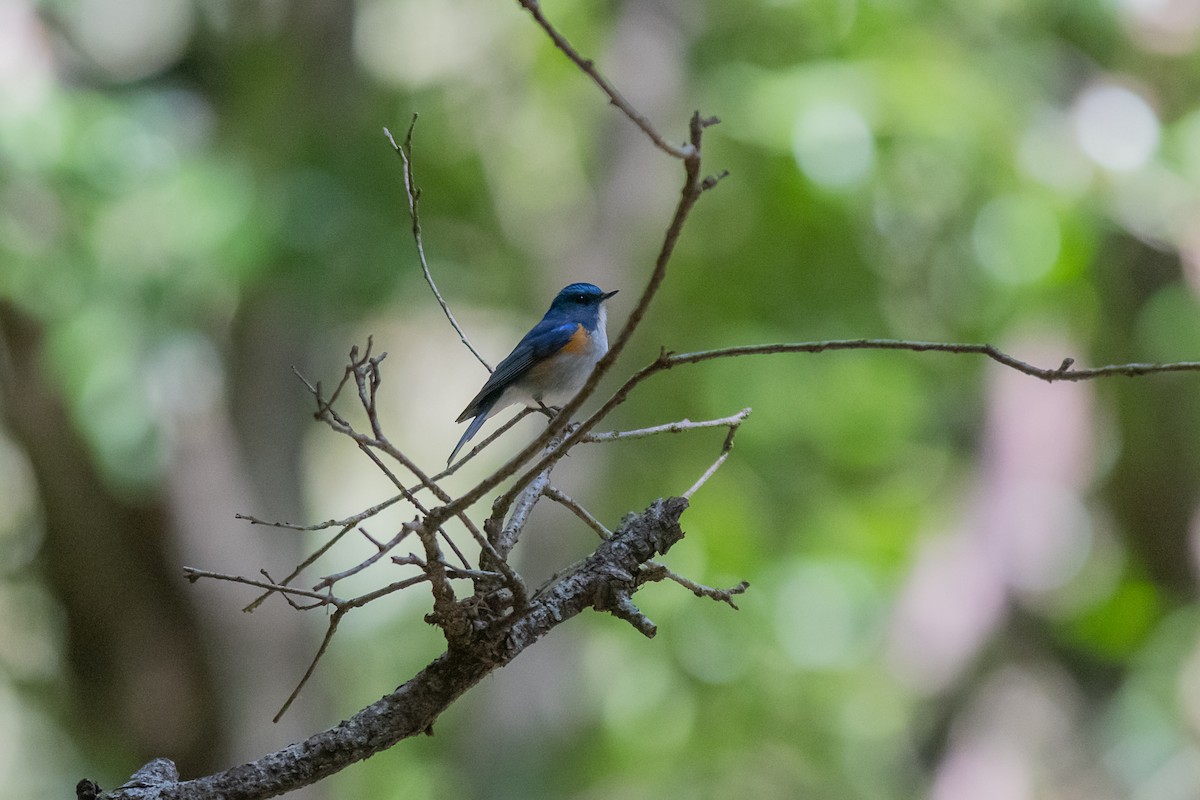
[560,323,588,354]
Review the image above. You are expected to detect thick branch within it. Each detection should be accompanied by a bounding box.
[95,498,688,800]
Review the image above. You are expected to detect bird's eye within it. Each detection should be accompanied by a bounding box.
[574,294,587,303]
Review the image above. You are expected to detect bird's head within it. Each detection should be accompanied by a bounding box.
[550,282,619,312]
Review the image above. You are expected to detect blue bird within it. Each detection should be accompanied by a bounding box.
[449,282,618,464]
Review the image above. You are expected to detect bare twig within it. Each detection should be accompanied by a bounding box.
[445,111,722,522]
[314,523,417,591]
[385,119,491,371]
[336,351,452,505]
[584,408,752,443]
[292,337,375,418]
[242,524,355,613]
[683,419,744,499]
[598,112,722,392]
[543,484,612,539]
[514,0,693,160]
[313,421,476,573]
[357,527,386,551]
[273,609,346,723]
[440,565,503,581]
[183,567,342,606]
[523,337,1200,499]
[279,565,454,726]
[235,491,406,532]
[346,574,431,607]
[300,345,512,577]
[237,484,416,612]
[663,340,1200,381]
[640,562,749,610]
[259,571,319,611]
[684,445,733,500]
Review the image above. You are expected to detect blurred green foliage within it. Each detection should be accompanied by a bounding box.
[5,0,1200,797]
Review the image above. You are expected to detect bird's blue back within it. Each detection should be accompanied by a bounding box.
[457,283,611,419]
[448,283,616,463]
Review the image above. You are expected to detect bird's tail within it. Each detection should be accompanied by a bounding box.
[447,398,495,465]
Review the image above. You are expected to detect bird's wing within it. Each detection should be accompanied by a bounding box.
[455,320,582,422]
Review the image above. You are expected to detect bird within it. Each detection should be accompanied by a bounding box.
[448,282,618,464]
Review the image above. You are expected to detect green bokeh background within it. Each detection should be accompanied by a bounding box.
[4,0,1200,797]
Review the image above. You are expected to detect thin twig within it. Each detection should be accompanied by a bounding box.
[517,338,1200,503]
[641,562,749,610]
[543,484,612,539]
[346,574,431,607]
[274,609,346,723]
[684,418,744,499]
[293,337,375,418]
[358,527,386,551]
[235,491,406,532]
[684,446,733,500]
[260,571,319,611]
[242,524,357,613]
[303,356,492,574]
[584,408,752,443]
[662,340,1200,381]
[444,112,721,522]
[514,0,694,161]
[316,524,416,591]
[385,119,492,371]
[183,568,343,606]
[442,565,504,581]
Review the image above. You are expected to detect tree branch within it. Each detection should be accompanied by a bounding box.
[514,0,694,160]
[384,118,492,371]
[541,338,1200,477]
[662,340,1200,381]
[97,498,688,800]
[77,0,1200,792]
[584,408,752,443]
[443,111,723,522]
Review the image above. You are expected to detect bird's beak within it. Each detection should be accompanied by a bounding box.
[602,289,619,301]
